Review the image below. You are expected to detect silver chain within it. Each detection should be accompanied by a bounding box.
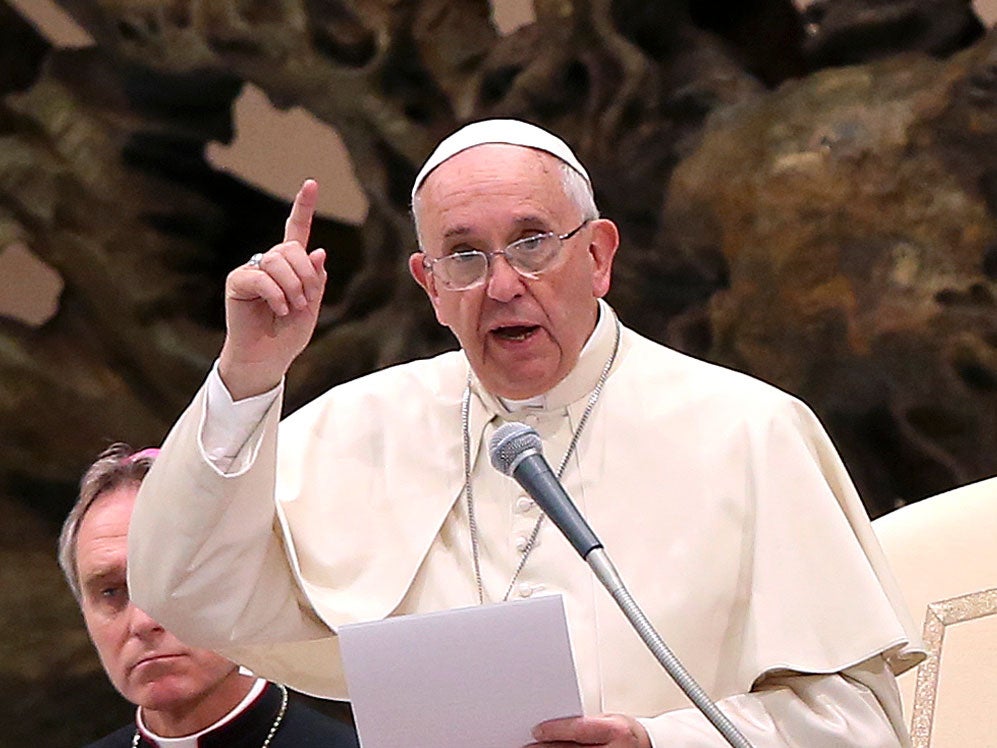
[131,683,288,748]
[463,316,621,604]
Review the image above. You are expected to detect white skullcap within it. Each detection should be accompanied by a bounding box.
[411,119,590,202]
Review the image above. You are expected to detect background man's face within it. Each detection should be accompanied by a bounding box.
[75,485,236,713]
[411,144,616,399]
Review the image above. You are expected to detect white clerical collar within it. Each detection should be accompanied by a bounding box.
[496,299,614,413]
[135,677,267,747]
[499,392,545,412]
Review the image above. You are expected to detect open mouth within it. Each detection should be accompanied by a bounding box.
[492,325,540,341]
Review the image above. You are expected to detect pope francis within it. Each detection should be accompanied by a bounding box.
[129,119,924,747]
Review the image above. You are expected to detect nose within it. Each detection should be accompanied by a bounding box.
[128,603,166,640]
[485,253,526,302]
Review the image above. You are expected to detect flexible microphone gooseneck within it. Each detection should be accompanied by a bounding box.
[489,422,754,748]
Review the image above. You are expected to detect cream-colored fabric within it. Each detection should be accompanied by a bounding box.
[129,305,924,740]
[873,477,997,748]
[202,365,279,471]
[640,655,907,747]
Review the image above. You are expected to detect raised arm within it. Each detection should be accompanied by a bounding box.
[128,181,334,655]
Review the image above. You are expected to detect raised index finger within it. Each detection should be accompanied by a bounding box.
[283,179,319,246]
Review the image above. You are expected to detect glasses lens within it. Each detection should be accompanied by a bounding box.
[436,252,488,289]
[506,233,560,274]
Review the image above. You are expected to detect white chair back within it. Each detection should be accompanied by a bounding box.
[873,477,997,748]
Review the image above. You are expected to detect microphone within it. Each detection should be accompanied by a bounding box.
[488,422,754,748]
[488,423,601,559]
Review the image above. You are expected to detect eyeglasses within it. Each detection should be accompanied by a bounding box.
[421,220,592,291]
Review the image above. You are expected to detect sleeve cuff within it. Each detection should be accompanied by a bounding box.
[201,361,283,473]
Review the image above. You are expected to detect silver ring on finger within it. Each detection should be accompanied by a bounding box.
[246,252,264,268]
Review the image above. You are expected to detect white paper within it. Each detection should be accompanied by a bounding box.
[338,594,583,748]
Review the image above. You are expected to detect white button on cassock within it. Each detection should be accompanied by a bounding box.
[514,535,530,552]
[517,582,534,598]
[515,496,535,513]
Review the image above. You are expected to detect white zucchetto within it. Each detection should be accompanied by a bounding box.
[411,119,590,202]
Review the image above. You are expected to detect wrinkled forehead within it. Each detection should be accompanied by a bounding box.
[412,145,578,248]
[76,486,135,553]
[411,119,590,202]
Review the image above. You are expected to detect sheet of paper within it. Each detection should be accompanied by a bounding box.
[338,594,583,748]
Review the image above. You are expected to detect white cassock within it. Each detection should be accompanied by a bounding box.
[129,301,924,746]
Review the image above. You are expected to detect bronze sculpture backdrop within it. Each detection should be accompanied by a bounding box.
[0,1,995,745]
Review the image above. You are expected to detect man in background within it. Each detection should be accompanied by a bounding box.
[59,443,360,747]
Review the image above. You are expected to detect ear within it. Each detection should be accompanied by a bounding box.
[409,252,447,324]
[587,218,619,298]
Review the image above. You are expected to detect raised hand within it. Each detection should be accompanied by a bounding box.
[218,179,328,400]
[527,715,651,748]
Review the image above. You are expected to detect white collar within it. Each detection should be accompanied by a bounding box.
[135,678,267,747]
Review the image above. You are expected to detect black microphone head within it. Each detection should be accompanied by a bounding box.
[489,422,542,476]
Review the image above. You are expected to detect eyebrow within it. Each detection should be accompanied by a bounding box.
[81,565,125,590]
[441,215,549,241]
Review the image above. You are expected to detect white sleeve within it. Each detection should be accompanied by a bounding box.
[202,362,282,473]
[129,370,332,653]
[638,656,909,748]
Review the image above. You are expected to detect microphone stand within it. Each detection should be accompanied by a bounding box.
[489,423,754,747]
[586,548,755,748]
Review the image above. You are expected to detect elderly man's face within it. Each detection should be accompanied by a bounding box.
[410,144,618,399]
[75,485,238,719]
